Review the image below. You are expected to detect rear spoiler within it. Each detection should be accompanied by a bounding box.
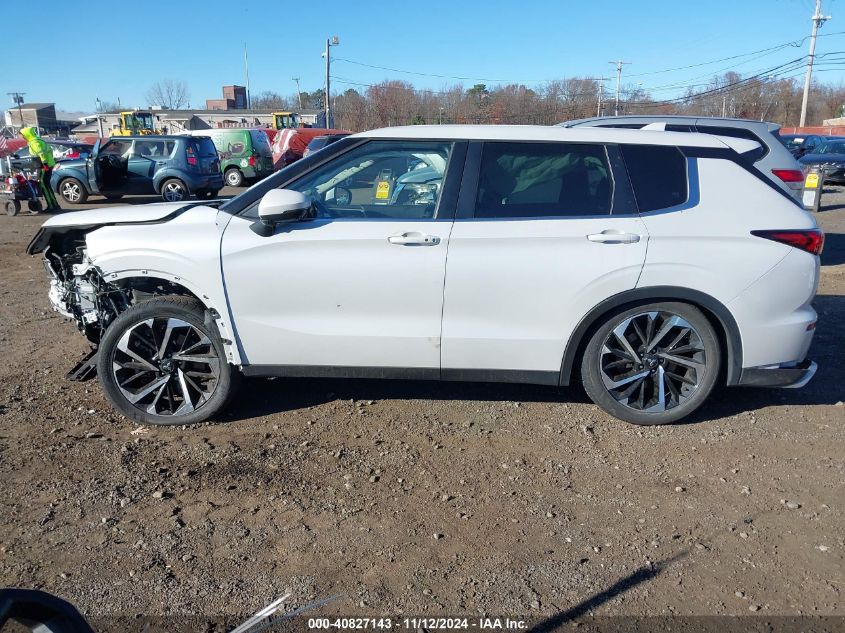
[639,122,762,158]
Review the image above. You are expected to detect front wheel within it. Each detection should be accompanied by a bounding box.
[96,296,239,425]
[580,302,721,425]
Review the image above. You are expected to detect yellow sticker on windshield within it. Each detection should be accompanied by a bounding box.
[805,173,819,189]
[375,180,391,199]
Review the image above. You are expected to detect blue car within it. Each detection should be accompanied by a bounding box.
[51,135,223,204]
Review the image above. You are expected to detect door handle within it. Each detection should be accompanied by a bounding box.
[388,232,440,246]
[587,230,641,244]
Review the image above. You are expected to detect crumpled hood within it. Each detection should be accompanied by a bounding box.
[27,201,216,254]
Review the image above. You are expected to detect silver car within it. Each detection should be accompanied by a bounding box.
[559,115,805,201]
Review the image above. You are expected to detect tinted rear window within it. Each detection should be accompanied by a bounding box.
[192,138,218,156]
[619,145,688,212]
[249,130,271,151]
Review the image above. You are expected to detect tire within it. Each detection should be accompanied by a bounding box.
[28,200,43,214]
[5,200,21,216]
[96,296,240,426]
[104,194,123,201]
[224,168,244,187]
[58,178,88,204]
[580,302,721,425]
[195,189,219,200]
[160,178,188,202]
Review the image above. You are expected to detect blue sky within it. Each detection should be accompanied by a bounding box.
[4,0,844,113]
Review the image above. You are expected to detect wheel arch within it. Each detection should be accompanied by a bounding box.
[106,270,242,366]
[559,286,743,387]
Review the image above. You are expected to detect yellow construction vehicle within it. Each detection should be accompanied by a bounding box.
[111,111,158,136]
[271,111,300,130]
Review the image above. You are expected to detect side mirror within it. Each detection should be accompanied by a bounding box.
[258,189,311,225]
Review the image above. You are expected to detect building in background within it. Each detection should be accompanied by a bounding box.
[70,108,325,136]
[206,85,248,111]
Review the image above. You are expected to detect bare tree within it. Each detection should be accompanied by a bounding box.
[145,79,191,110]
[252,91,289,109]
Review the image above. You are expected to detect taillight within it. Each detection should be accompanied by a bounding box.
[771,168,804,183]
[751,229,825,255]
[186,146,197,167]
[248,155,256,167]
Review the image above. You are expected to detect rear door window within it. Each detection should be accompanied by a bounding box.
[473,142,613,218]
[619,144,688,212]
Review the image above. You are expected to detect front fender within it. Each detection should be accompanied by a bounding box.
[83,206,242,365]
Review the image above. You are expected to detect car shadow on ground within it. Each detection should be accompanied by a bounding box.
[222,293,845,424]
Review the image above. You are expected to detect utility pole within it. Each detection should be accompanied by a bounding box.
[722,94,727,118]
[7,92,25,129]
[800,0,831,127]
[608,60,631,116]
[323,36,339,128]
[244,44,251,109]
[597,77,605,117]
[292,78,303,110]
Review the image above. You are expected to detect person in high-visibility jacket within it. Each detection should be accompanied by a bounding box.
[20,127,60,210]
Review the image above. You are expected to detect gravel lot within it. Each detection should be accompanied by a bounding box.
[0,185,843,628]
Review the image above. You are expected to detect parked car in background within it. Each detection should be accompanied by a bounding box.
[52,135,222,204]
[303,133,352,158]
[560,115,805,201]
[797,136,845,183]
[779,133,824,158]
[15,140,94,162]
[271,128,351,170]
[30,125,821,427]
[187,128,273,187]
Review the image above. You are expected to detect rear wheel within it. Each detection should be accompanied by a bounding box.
[58,178,88,204]
[5,199,20,216]
[97,296,239,425]
[160,178,188,202]
[580,302,720,425]
[224,168,244,187]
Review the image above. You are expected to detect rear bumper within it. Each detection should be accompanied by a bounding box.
[185,175,224,192]
[737,359,817,388]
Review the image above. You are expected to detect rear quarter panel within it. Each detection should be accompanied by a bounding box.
[637,156,818,367]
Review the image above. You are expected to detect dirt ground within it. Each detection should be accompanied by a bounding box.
[0,186,843,629]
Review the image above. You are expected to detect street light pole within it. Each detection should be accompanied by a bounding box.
[7,92,25,129]
[799,0,831,127]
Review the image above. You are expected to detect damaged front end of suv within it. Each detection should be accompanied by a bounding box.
[27,202,240,391]
[37,227,131,347]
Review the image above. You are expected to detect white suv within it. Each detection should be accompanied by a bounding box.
[28,125,823,426]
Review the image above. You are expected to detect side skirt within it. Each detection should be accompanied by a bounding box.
[241,365,560,386]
